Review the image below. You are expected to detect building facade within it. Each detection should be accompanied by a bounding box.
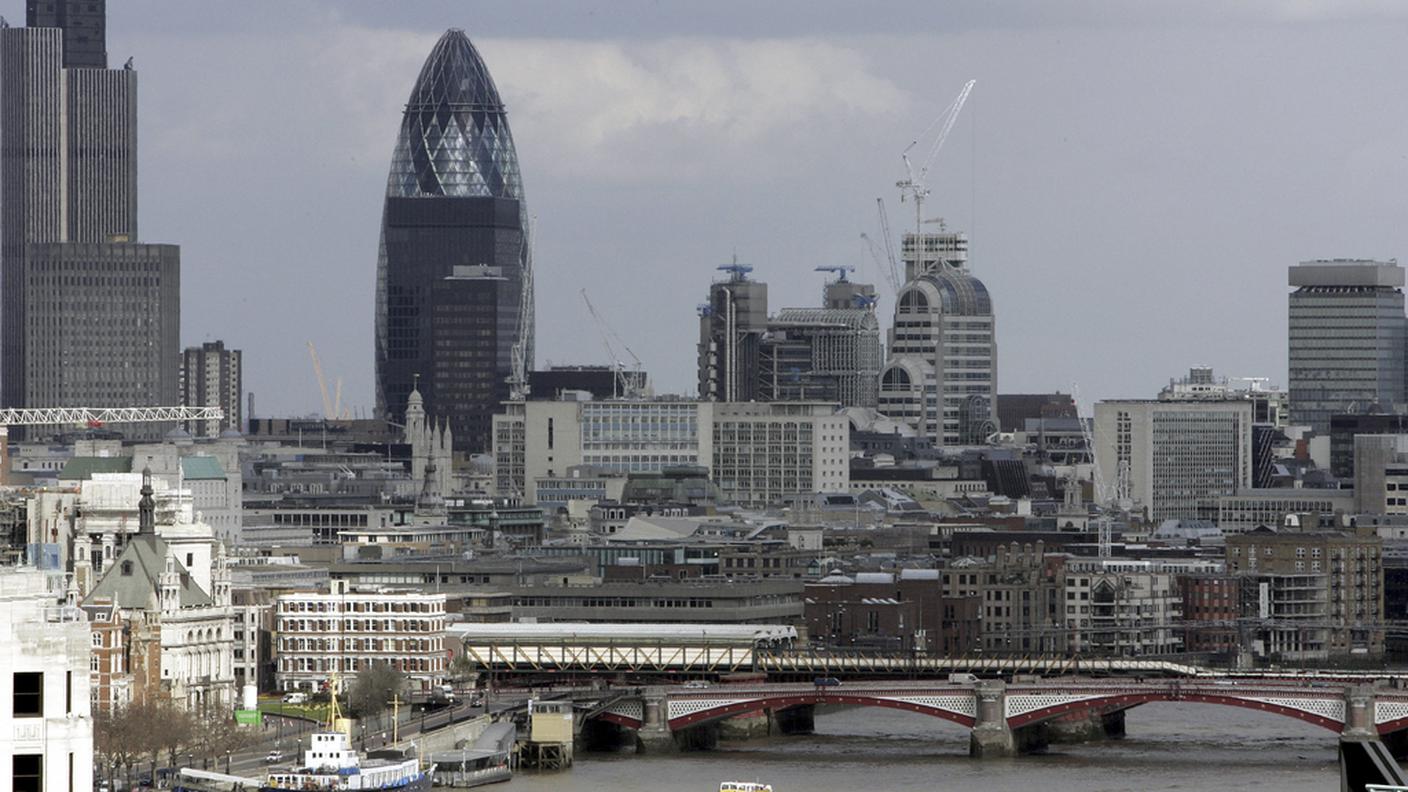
[1064,558,1183,657]
[879,229,998,447]
[1288,259,1407,435]
[1226,530,1384,658]
[493,398,849,508]
[0,566,93,792]
[181,341,242,436]
[273,583,447,693]
[24,242,179,413]
[1093,399,1252,522]
[374,29,532,454]
[698,264,768,403]
[1,4,182,421]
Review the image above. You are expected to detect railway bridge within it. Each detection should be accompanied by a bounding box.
[584,678,1408,759]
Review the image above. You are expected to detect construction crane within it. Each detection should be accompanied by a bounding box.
[306,341,348,420]
[897,79,975,236]
[507,215,537,401]
[717,257,753,282]
[813,265,855,282]
[859,232,902,295]
[0,406,222,430]
[580,289,645,399]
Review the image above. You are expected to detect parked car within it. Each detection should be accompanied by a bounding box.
[265,750,283,764]
[282,692,307,705]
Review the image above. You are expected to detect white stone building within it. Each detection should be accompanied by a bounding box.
[493,398,849,508]
[1092,399,1253,522]
[274,582,446,693]
[82,470,236,711]
[1063,558,1192,656]
[0,567,93,792]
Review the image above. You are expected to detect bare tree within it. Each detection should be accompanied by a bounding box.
[347,662,405,724]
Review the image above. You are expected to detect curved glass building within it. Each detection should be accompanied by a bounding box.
[879,230,998,446]
[375,29,532,453]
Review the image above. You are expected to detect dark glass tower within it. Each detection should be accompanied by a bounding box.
[375,29,532,454]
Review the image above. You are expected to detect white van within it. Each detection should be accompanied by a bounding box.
[282,692,308,704]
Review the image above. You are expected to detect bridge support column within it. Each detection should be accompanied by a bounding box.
[969,681,1015,758]
[1339,685,1408,792]
[635,694,676,754]
[775,704,815,735]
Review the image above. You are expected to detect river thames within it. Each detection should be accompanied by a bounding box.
[509,702,1338,791]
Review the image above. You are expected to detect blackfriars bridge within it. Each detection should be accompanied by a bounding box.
[578,678,1408,761]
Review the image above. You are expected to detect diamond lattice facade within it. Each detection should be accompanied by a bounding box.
[375,29,532,454]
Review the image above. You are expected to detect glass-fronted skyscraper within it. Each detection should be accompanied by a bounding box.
[1287,259,1406,435]
[375,29,532,454]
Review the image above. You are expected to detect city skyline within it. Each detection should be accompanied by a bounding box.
[82,0,1408,415]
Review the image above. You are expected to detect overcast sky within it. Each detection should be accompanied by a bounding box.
[69,1,1408,416]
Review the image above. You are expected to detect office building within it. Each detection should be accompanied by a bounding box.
[24,242,179,411]
[1092,400,1252,522]
[0,566,93,792]
[493,398,849,507]
[1,4,181,425]
[1215,488,1354,534]
[375,29,532,454]
[181,341,242,436]
[274,582,447,693]
[1064,558,1183,656]
[698,263,768,402]
[879,228,998,446]
[1288,260,1406,435]
[760,306,881,408]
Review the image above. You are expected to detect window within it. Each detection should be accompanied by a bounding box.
[13,754,41,792]
[121,561,133,576]
[13,672,42,717]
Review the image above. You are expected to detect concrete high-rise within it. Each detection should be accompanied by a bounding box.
[1092,399,1252,522]
[2,3,175,426]
[181,340,243,437]
[375,29,532,455]
[1288,259,1406,435]
[879,229,998,446]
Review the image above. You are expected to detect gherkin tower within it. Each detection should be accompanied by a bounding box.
[374,29,532,454]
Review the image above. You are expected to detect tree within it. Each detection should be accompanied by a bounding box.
[448,654,478,688]
[346,662,405,722]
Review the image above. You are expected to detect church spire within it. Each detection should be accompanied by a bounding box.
[138,467,155,534]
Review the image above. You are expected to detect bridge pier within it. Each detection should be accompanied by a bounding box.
[635,693,677,754]
[1338,684,1408,792]
[775,704,815,735]
[969,680,1016,758]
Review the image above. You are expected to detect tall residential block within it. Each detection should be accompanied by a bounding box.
[1288,259,1406,435]
[879,229,998,446]
[1092,399,1252,522]
[181,340,243,436]
[2,3,178,424]
[375,29,532,454]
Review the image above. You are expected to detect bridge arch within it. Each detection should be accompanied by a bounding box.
[1007,691,1346,733]
[666,692,977,731]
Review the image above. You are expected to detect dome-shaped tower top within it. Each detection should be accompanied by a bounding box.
[386,28,523,200]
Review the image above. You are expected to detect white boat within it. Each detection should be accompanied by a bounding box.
[720,783,773,792]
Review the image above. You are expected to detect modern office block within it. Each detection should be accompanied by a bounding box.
[375,29,532,454]
[1288,259,1406,435]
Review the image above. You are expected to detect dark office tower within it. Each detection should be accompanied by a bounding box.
[2,6,168,430]
[375,29,532,454]
[26,0,106,68]
[1288,259,1406,435]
